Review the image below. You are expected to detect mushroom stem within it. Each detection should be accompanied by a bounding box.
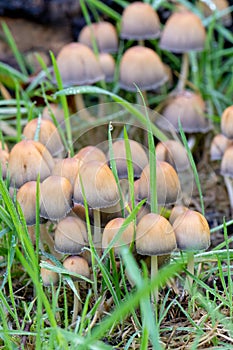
[176,52,189,93]
[40,224,62,259]
[74,94,95,122]
[224,176,233,217]
[93,208,102,255]
[184,251,194,292]
[151,255,158,302]
[71,281,80,324]
[136,90,148,107]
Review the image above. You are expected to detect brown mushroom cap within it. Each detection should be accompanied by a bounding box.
[156,140,189,172]
[74,145,106,164]
[40,175,73,220]
[63,255,90,281]
[0,149,9,179]
[78,21,118,53]
[16,181,37,226]
[169,205,189,225]
[221,106,233,139]
[102,217,135,254]
[160,10,206,52]
[136,213,177,256]
[138,161,181,205]
[54,216,88,254]
[52,157,82,189]
[221,145,233,178]
[172,210,210,251]
[73,160,120,209]
[120,2,160,40]
[8,140,54,188]
[119,46,168,92]
[23,118,64,157]
[41,259,59,286]
[99,53,115,83]
[210,134,233,161]
[108,139,148,179]
[157,90,211,133]
[198,0,232,26]
[56,42,104,86]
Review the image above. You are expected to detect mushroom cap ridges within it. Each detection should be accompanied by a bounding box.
[78,21,118,53]
[221,145,233,178]
[221,106,233,139]
[138,161,181,205]
[74,145,106,164]
[40,175,73,220]
[63,255,90,281]
[23,118,64,157]
[109,139,148,179]
[210,134,232,161]
[56,42,104,86]
[52,157,82,188]
[156,140,189,172]
[160,11,206,52]
[120,2,160,39]
[16,181,37,226]
[54,216,88,254]
[8,140,54,188]
[136,213,177,256]
[119,46,168,92]
[169,205,189,225]
[73,160,120,209]
[102,217,135,252]
[172,210,210,251]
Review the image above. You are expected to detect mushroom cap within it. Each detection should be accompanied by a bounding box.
[221,106,233,139]
[160,10,206,53]
[42,103,65,128]
[172,210,210,251]
[198,0,232,26]
[136,213,177,256]
[119,46,168,92]
[73,160,120,209]
[41,259,59,286]
[54,216,88,254]
[108,139,148,179]
[210,134,233,161]
[23,118,64,157]
[102,217,135,254]
[99,53,115,83]
[138,161,181,205]
[40,175,73,220]
[78,21,118,53]
[169,205,189,225]
[120,2,161,39]
[74,145,106,164]
[157,90,211,133]
[56,42,104,86]
[8,140,54,188]
[52,157,82,188]
[221,145,233,178]
[156,140,189,172]
[63,255,90,281]
[0,149,9,179]
[16,181,37,226]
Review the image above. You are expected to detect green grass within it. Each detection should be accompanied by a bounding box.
[1,0,233,348]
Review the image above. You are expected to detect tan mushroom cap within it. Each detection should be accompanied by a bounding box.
[119,46,168,92]
[221,145,233,178]
[73,160,120,209]
[156,140,189,172]
[172,210,210,251]
[8,140,54,188]
[99,53,115,83]
[120,2,160,39]
[56,42,104,86]
[221,106,233,139]
[78,21,118,53]
[210,134,233,161]
[109,139,148,179]
[52,157,82,189]
[0,149,9,179]
[74,145,106,164]
[41,259,59,287]
[169,205,189,225]
[23,118,64,157]
[16,181,37,226]
[160,10,206,53]
[54,216,88,254]
[136,213,177,256]
[40,175,73,220]
[102,217,134,254]
[157,90,211,133]
[138,161,181,205]
[63,255,90,281]
[198,0,232,26]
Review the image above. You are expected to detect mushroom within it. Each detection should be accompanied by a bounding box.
[160,9,206,92]
[169,205,189,225]
[220,145,233,215]
[98,53,115,83]
[74,145,106,164]
[41,259,59,287]
[221,105,233,139]
[136,213,177,301]
[172,210,210,291]
[63,255,90,324]
[0,148,9,179]
[198,0,232,27]
[210,133,233,161]
[52,157,82,190]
